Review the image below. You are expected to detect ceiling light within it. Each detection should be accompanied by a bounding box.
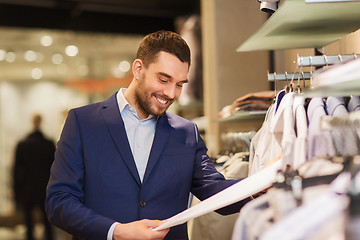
[0,49,6,61]
[118,60,131,72]
[5,52,16,63]
[65,45,79,57]
[52,53,63,64]
[24,50,37,62]
[31,68,43,79]
[40,35,53,47]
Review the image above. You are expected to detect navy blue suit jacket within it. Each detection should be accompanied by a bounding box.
[45,93,249,240]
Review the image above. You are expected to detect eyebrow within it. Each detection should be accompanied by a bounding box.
[159,72,188,83]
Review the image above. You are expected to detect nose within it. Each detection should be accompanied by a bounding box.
[163,84,178,100]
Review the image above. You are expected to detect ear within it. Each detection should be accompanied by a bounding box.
[132,59,143,80]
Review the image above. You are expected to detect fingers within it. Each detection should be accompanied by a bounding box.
[113,219,169,240]
[142,219,170,239]
[143,219,166,228]
[143,219,170,234]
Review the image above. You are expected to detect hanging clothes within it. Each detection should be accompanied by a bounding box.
[347,95,360,112]
[188,152,250,240]
[248,103,282,175]
[307,97,336,159]
[326,96,360,156]
[270,91,296,169]
[232,157,345,240]
[292,95,308,169]
[260,172,351,240]
[232,194,273,240]
[347,95,360,140]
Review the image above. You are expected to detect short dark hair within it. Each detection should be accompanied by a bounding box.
[136,30,191,67]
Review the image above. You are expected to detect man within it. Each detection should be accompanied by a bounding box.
[14,114,55,240]
[45,30,250,240]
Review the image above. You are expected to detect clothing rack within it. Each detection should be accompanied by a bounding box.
[267,72,311,81]
[297,54,360,67]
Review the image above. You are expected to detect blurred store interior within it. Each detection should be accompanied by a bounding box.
[3,0,360,239]
[0,0,200,239]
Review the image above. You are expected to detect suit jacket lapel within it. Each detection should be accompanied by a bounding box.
[101,94,141,185]
[143,114,170,182]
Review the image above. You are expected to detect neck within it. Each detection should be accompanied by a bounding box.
[123,82,148,120]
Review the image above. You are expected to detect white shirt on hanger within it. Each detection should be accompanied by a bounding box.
[292,95,307,169]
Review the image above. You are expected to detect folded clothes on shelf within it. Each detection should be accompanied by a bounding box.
[218,91,275,118]
[231,91,274,114]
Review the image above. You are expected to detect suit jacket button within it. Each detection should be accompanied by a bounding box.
[140,200,146,207]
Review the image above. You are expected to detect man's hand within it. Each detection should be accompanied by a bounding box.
[113,219,169,240]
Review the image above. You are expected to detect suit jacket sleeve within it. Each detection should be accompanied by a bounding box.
[45,109,114,240]
[190,124,251,215]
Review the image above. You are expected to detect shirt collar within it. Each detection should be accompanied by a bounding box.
[117,88,130,113]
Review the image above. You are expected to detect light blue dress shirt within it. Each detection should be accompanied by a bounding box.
[117,88,157,182]
[107,88,157,240]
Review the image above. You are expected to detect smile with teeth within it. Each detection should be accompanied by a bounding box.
[155,96,168,105]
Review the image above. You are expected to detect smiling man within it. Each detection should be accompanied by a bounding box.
[126,51,188,119]
[45,30,250,240]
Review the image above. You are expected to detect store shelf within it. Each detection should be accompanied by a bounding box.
[237,0,360,52]
[218,111,267,123]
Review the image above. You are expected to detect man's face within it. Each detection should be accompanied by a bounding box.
[134,51,189,118]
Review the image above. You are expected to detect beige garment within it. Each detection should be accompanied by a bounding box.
[188,156,249,240]
[188,197,240,240]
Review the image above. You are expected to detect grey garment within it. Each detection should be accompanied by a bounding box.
[307,97,336,159]
[347,95,360,112]
[326,96,359,156]
[232,194,274,240]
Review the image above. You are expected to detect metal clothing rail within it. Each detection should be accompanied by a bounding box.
[268,72,312,81]
[297,54,360,67]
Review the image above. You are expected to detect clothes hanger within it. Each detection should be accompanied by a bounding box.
[294,67,304,94]
[285,71,295,93]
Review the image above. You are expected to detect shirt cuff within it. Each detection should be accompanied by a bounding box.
[107,222,120,240]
